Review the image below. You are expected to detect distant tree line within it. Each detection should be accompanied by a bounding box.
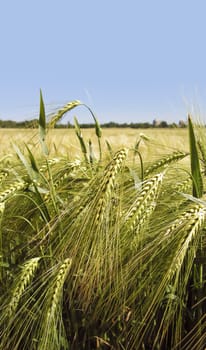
[0,119,187,129]
[0,119,39,128]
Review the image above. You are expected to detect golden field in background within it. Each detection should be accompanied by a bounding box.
[0,127,188,158]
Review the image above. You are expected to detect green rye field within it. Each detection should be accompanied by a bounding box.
[0,98,206,350]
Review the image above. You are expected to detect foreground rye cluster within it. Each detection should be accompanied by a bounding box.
[0,95,206,350]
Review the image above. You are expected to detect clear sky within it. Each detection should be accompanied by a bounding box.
[1,0,206,124]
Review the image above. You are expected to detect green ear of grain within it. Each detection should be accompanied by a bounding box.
[39,89,49,155]
[81,104,102,138]
[48,100,82,127]
[8,257,41,316]
[135,150,144,182]
[83,104,102,161]
[88,139,95,164]
[74,117,88,162]
[188,115,203,198]
[47,100,102,161]
[105,140,113,157]
[144,151,188,177]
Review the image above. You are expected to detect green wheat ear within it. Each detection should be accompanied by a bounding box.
[8,257,41,316]
[124,172,164,235]
[94,148,128,225]
[0,180,28,203]
[37,258,72,350]
[48,100,82,128]
[144,151,188,177]
[74,116,88,162]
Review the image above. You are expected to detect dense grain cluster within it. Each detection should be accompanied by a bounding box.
[0,100,206,350]
[94,148,128,225]
[125,172,164,233]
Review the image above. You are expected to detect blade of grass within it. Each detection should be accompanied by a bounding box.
[13,144,33,180]
[39,89,49,156]
[188,115,203,198]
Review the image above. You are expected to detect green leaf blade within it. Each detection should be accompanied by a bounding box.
[188,114,203,198]
[39,89,49,155]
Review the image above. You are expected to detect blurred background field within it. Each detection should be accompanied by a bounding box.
[0,127,189,159]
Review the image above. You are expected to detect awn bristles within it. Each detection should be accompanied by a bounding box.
[39,158,60,172]
[144,151,188,176]
[95,148,128,224]
[49,100,81,128]
[38,259,72,350]
[125,172,164,234]
[8,257,41,316]
[47,258,72,319]
[164,205,206,237]
[0,181,28,203]
[174,177,192,193]
[168,205,206,278]
[43,160,82,201]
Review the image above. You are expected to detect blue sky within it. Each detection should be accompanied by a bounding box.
[1,0,206,124]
